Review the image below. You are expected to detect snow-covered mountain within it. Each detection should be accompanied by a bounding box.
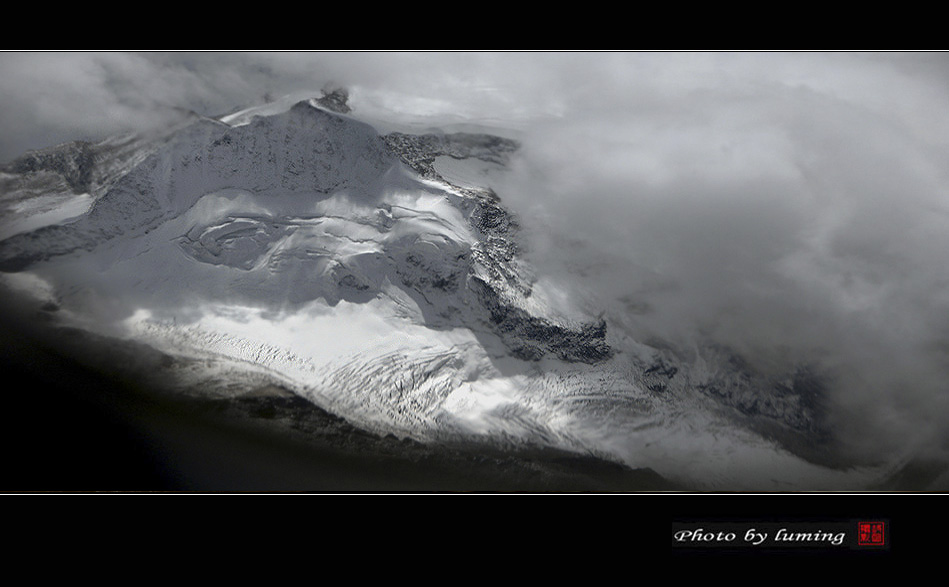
[0,90,929,490]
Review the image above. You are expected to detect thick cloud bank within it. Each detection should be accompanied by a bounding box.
[490,53,949,466]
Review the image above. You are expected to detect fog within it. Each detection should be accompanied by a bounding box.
[489,53,949,465]
[3,51,949,467]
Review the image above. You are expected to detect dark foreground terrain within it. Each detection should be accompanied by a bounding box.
[0,289,679,493]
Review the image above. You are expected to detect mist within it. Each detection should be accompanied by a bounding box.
[489,53,949,465]
[3,51,949,470]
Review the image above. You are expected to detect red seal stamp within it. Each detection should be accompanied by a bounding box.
[857,521,886,546]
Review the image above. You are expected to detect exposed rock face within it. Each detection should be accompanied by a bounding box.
[696,355,827,436]
[5,141,97,194]
[383,132,520,182]
[472,273,612,362]
[315,86,352,114]
[379,127,609,363]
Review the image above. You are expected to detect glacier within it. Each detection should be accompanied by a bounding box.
[0,90,932,491]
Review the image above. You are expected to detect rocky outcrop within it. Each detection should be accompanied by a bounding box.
[696,361,828,435]
[4,141,97,194]
[315,86,352,114]
[383,132,520,182]
[471,273,611,362]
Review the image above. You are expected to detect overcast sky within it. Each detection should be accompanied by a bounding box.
[3,51,949,462]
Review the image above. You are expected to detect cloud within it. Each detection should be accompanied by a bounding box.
[0,52,323,160]
[0,51,564,160]
[488,52,949,462]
